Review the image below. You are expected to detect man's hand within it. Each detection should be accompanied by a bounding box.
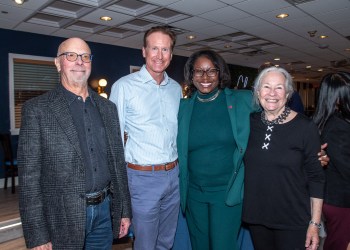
[118,218,131,238]
[31,242,52,250]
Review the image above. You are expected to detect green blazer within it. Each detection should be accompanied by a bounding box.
[177,88,257,213]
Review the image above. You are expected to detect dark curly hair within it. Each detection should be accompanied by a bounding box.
[183,50,231,97]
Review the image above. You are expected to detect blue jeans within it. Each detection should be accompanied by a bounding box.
[84,195,113,250]
[127,165,180,250]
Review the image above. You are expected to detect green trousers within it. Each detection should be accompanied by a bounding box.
[186,186,242,250]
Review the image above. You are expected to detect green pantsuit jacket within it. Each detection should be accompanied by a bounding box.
[177,88,257,213]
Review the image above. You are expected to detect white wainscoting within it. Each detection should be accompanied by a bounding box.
[0,177,18,189]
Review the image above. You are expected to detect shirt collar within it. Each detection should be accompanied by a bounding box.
[60,84,96,106]
[139,64,170,86]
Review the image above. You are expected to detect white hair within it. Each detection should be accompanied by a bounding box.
[253,66,294,106]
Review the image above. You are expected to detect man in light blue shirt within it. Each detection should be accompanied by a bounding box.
[110,26,182,250]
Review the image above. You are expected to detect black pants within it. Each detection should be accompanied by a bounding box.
[249,224,307,250]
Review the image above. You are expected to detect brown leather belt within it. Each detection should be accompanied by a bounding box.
[127,159,178,171]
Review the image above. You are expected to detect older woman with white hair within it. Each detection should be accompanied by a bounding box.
[242,66,325,250]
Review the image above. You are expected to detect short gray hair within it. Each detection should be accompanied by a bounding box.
[253,66,294,106]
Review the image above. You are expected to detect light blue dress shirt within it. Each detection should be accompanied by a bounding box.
[110,65,182,165]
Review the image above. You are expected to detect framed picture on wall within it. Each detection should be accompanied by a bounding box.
[130,65,141,73]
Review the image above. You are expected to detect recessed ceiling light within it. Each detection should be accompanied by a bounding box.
[275,64,279,67]
[14,0,25,4]
[345,48,350,52]
[274,58,280,61]
[317,68,323,72]
[319,35,328,39]
[306,65,312,69]
[276,13,289,19]
[186,35,196,40]
[100,16,112,21]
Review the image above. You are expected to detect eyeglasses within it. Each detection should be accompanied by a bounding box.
[58,52,93,63]
[193,68,219,77]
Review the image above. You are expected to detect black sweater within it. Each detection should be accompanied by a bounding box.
[242,112,325,230]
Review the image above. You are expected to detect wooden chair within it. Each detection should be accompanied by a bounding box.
[0,133,18,193]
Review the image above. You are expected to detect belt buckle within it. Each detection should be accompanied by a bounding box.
[86,190,105,205]
[97,193,104,203]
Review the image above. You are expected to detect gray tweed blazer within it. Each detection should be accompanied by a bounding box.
[18,85,131,249]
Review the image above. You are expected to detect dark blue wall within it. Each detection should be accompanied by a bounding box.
[0,28,256,178]
[0,28,189,134]
[0,28,189,178]
[0,28,257,132]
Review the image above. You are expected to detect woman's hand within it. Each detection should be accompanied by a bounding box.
[318,143,329,167]
[305,224,320,250]
[307,197,323,250]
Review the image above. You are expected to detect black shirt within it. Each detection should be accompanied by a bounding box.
[61,85,110,193]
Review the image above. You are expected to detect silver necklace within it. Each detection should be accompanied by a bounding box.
[197,90,221,103]
[261,106,291,126]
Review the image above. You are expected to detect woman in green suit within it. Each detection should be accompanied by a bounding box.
[177,50,257,250]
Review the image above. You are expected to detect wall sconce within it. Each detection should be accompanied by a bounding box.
[98,79,108,98]
[181,84,190,98]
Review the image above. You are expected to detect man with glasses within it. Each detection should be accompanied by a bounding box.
[18,37,131,250]
[110,26,182,250]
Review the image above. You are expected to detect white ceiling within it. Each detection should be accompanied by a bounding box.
[1,0,350,83]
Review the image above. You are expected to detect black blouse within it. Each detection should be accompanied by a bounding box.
[321,113,350,207]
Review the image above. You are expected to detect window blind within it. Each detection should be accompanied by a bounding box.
[13,58,59,129]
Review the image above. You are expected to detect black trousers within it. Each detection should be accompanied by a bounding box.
[249,224,307,250]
